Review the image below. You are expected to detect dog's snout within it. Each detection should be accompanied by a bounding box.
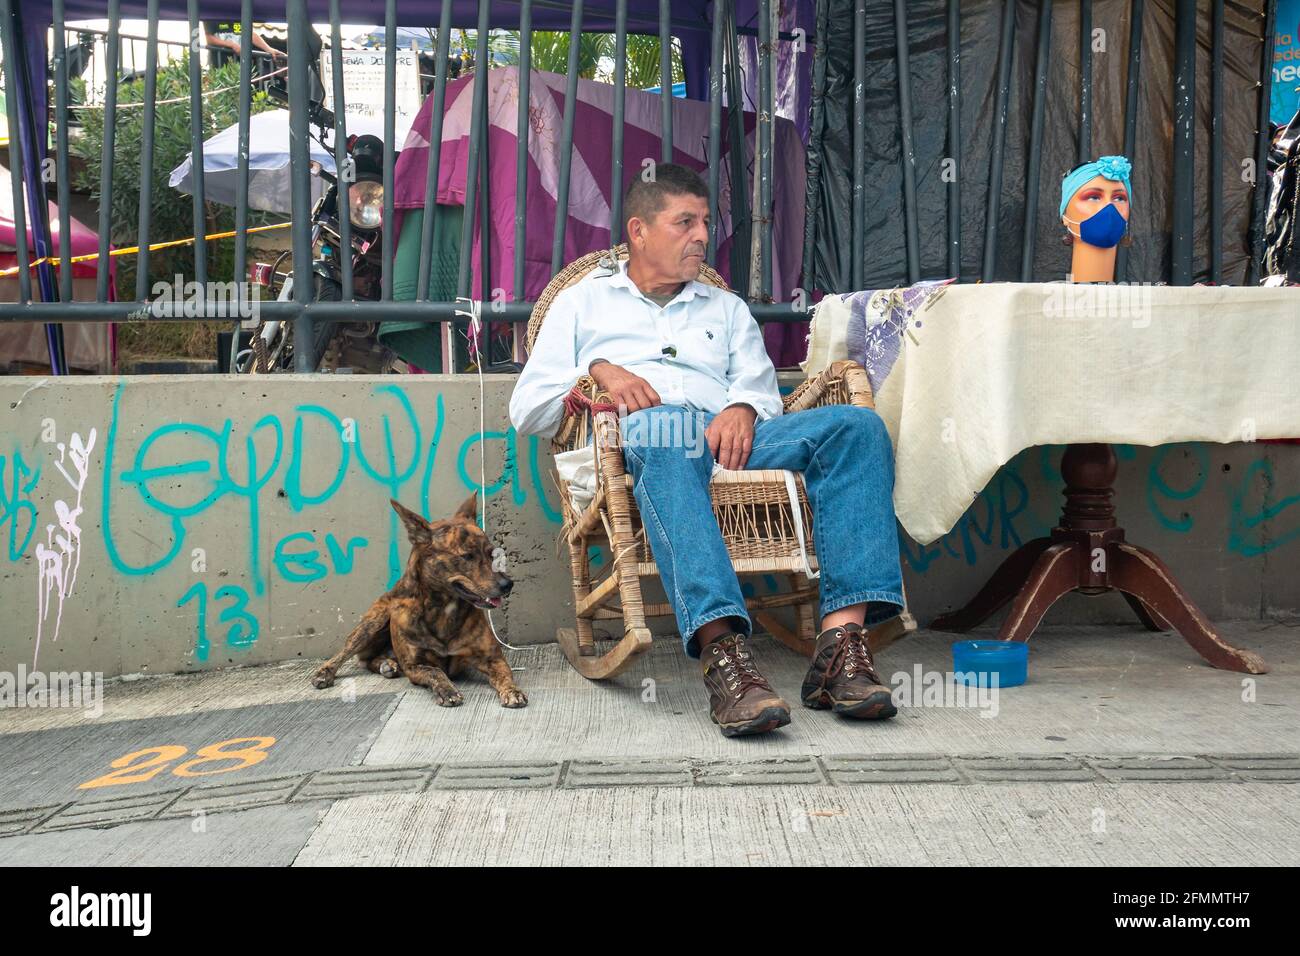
[496,575,513,595]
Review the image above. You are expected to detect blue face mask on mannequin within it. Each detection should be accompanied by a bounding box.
[1063,202,1128,248]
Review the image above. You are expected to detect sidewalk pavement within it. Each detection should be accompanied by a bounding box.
[2,623,1297,866]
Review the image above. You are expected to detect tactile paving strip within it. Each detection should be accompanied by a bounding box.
[0,804,65,837]
[693,756,826,786]
[824,754,964,784]
[566,758,693,788]
[295,766,433,801]
[430,761,562,790]
[158,774,307,818]
[35,789,185,832]
[5,752,1296,838]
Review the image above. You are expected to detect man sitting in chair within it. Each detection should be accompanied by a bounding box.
[510,164,905,738]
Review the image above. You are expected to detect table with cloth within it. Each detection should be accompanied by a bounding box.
[803,282,1300,673]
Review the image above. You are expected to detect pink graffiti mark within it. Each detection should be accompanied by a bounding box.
[34,429,97,669]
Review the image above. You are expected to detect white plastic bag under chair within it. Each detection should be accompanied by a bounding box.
[558,442,818,577]
[554,446,600,513]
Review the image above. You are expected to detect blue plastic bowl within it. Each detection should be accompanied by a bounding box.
[952,640,1029,688]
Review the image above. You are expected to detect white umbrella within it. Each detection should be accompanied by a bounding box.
[169,109,387,215]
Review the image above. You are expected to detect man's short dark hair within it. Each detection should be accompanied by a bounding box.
[623,163,709,228]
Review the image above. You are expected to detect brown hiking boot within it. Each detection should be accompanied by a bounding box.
[801,622,897,719]
[700,633,791,737]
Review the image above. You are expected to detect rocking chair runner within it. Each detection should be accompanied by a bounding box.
[527,244,916,679]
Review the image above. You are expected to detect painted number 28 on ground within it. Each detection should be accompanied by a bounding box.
[78,736,277,790]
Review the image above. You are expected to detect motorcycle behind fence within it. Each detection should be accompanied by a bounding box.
[238,80,394,373]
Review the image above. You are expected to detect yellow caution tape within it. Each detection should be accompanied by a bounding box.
[0,221,292,278]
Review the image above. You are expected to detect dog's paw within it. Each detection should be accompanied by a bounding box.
[377,659,400,678]
[311,670,335,689]
[499,688,528,708]
[435,689,464,707]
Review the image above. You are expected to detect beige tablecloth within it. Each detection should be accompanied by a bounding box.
[803,283,1300,545]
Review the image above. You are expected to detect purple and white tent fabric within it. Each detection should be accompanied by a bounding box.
[392,65,810,366]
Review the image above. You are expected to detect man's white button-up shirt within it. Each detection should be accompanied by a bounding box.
[509,259,783,437]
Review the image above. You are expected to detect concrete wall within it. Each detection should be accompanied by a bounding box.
[2,374,1297,677]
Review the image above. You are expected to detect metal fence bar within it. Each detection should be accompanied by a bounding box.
[851,0,865,289]
[1116,0,1145,283]
[329,0,353,301]
[800,0,828,290]
[9,2,58,314]
[551,0,585,276]
[10,2,66,370]
[53,0,74,303]
[98,0,123,300]
[660,0,673,162]
[706,0,724,262]
[611,0,628,244]
[1171,0,1195,285]
[724,3,750,293]
[981,0,1015,282]
[1248,0,1277,284]
[69,24,191,57]
[758,0,773,299]
[287,0,315,370]
[454,0,493,371]
[381,0,396,300]
[0,0,30,304]
[893,0,919,283]
[1210,0,1224,284]
[1022,0,1052,280]
[0,299,820,324]
[185,0,207,289]
[135,0,159,301]
[478,80,492,343]
[947,0,960,278]
[514,0,534,361]
[1079,0,1092,164]
[516,0,535,285]
[460,0,492,296]
[11,12,57,314]
[417,0,454,301]
[232,0,254,334]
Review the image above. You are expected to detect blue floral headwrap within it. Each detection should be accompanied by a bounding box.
[1059,155,1133,217]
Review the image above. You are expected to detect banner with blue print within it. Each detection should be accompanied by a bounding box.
[1274,0,1300,126]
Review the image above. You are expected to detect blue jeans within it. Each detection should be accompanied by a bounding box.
[621,403,904,658]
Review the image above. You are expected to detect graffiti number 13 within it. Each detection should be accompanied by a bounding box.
[178,583,259,663]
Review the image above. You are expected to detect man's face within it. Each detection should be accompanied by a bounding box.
[629,192,710,283]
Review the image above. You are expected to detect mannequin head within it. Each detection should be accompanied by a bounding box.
[1061,175,1131,247]
[1059,155,1133,282]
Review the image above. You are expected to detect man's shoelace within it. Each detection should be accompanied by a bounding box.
[714,639,773,700]
[824,628,879,683]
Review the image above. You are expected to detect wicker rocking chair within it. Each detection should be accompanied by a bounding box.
[528,244,916,679]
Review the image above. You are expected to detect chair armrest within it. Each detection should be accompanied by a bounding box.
[551,375,603,453]
[549,374,627,499]
[782,359,875,412]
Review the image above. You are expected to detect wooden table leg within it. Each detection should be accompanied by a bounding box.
[930,443,1267,673]
[1111,542,1267,673]
[930,537,1053,631]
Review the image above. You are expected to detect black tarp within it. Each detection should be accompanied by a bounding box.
[804,0,1271,291]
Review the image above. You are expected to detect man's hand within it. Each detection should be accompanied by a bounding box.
[706,404,757,471]
[589,362,661,414]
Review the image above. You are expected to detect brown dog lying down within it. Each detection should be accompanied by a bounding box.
[311,495,526,708]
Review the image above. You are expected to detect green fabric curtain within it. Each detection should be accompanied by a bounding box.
[378,203,463,372]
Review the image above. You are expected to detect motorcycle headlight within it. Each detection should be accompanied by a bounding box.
[348,180,384,230]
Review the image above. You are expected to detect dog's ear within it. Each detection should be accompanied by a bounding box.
[390,499,433,546]
[453,492,480,524]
